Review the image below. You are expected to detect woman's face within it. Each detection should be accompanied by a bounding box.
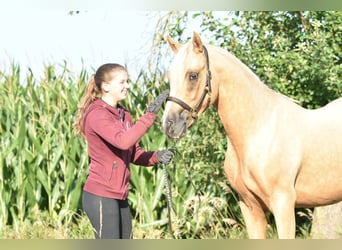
[104,70,130,103]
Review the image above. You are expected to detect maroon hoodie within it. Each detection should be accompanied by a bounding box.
[83,99,159,200]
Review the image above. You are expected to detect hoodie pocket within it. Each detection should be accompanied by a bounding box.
[108,161,117,182]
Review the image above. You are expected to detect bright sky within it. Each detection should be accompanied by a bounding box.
[0,6,210,82]
[0,10,166,80]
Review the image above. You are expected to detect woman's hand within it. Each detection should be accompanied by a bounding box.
[157,149,174,164]
[147,90,170,114]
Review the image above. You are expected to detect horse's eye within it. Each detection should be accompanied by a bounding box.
[189,72,198,81]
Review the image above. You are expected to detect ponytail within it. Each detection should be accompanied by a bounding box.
[74,74,100,136]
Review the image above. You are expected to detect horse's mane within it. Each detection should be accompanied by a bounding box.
[209,44,301,106]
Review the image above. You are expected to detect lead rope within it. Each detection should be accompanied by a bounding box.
[162,139,203,239]
[162,139,181,239]
[162,162,180,239]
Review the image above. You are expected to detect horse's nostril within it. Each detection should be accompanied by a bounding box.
[167,120,174,127]
[166,120,174,135]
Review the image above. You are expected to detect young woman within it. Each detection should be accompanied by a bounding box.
[74,63,174,239]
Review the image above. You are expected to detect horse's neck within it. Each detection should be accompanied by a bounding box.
[211,48,280,143]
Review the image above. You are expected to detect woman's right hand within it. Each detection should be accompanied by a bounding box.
[147,90,170,114]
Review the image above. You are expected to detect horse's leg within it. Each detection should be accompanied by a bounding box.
[270,189,296,239]
[239,198,267,239]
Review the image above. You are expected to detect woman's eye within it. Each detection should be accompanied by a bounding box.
[189,72,198,81]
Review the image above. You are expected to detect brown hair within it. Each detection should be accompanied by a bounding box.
[74,63,127,136]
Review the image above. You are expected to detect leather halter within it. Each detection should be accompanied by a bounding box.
[166,45,212,122]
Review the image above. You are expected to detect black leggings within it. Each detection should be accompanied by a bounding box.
[82,191,132,239]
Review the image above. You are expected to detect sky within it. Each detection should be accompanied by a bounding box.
[1,1,340,81]
[0,8,206,82]
[0,10,168,80]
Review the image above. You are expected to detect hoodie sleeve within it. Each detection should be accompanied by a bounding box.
[86,107,157,150]
[130,143,159,166]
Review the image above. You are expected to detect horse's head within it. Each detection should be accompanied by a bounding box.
[162,32,212,139]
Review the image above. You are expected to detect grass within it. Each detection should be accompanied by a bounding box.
[0,210,93,239]
[0,210,313,239]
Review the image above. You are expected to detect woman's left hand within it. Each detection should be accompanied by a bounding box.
[157,149,174,164]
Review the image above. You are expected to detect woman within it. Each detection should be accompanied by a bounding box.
[74,63,174,239]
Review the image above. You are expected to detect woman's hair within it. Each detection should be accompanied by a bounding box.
[74,63,127,136]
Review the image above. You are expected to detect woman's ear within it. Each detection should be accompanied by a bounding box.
[102,82,109,92]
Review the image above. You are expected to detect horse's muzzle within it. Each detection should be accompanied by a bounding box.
[162,112,188,139]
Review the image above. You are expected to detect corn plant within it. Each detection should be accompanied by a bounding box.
[0,63,89,233]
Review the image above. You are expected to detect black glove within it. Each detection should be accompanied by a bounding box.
[157,149,174,164]
[147,90,170,114]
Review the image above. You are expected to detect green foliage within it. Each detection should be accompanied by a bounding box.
[198,11,342,108]
[0,62,89,234]
[161,108,245,239]
[1,210,93,239]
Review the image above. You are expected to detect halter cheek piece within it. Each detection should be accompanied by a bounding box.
[166,45,212,122]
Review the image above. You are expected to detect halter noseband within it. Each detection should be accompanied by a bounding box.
[166,45,212,122]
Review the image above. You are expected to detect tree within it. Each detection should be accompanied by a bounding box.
[199,11,342,108]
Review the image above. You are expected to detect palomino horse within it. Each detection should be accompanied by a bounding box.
[161,32,342,239]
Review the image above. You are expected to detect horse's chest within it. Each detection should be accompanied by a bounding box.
[223,146,273,205]
[223,148,256,195]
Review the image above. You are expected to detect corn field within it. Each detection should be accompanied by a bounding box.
[0,62,312,238]
[0,63,90,234]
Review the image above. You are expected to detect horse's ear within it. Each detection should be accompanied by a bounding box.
[167,35,181,54]
[192,31,203,53]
